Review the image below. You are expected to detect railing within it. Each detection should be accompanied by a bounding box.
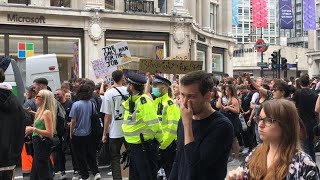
[124,0,154,14]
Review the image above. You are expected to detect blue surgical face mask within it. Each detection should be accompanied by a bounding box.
[152,87,161,97]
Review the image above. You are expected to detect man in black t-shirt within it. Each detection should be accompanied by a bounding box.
[292,75,318,162]
[169,71,233,180]
[55,88,74,179]
[239,85,254,153]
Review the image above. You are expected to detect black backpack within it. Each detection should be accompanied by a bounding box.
[56,101,66,137]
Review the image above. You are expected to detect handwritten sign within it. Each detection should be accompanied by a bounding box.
[91,58,116,79]
[164,53,189,61]
[102,41,131,68]
[139,59,203,74]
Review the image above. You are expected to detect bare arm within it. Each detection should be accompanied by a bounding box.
[315,95,320,113]
[70,118,76,139]
[102,114,112,143]
[99,81,105,96]
[225,98,240,114]
[144,73,152,98]
[216,97,223,109]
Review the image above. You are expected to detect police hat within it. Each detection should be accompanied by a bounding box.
[153,75,171,86]
[126,71,147,85]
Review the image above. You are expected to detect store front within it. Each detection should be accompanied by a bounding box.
[0,25,84,85]
[212,47,225,80]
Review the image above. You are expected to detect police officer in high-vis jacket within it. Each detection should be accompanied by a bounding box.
[122,72,162,180]
[152,75,180,178]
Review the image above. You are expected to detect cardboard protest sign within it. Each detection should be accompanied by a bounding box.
[102,41,131,68]
[139,59,203,74]
[91,58,116,79]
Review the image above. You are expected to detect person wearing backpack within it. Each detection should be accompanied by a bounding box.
[101,70,129,180]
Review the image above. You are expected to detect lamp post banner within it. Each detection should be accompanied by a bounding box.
[279,0,293,29]
[303,0,316,30]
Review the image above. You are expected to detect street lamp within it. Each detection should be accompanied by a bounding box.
[295,55,299,78]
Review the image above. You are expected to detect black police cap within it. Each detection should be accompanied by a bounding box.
[153,75,171,86]
[126,71,146,85]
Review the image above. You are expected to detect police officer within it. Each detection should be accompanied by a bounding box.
[151,75,180,179]
[122,72,162,180]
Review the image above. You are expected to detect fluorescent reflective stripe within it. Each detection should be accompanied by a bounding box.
[123,119,143,125]
[167,120,179,125]
[166,129,177,135]
[146,119,159,126]
[124,129,155,136]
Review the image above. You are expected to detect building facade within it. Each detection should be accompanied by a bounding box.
[0,0,235,84]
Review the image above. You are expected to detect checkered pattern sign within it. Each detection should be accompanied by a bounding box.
[18,42,34,58]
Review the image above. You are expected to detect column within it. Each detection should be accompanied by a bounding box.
[217,4,222,34]
[206,45,213,73]
[187,0,196,20]
[202,0,210,30]
[213,4,217,32]
[221,0,232,35]
[191,41,197,61]
[115,0,124,12]
[225,49,233,77]
[167,0,174,14]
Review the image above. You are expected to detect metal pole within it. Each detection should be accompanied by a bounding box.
[260,28,263,77]
[277,49,281,79]
[296,62,299,78]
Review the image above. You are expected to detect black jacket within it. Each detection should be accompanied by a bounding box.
[0,89,25,167]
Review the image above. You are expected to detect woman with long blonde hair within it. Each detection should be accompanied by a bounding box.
[25,89,56,180]
[228,99,319,179]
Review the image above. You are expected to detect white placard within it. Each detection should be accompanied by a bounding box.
[91,58,116,79]
[102,41,131,69]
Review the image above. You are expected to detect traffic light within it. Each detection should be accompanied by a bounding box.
[281,57,288,70]
[270,51,278,69]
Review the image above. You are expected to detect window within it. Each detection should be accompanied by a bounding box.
[106,39,166,60]
[0,35,4,57]
[197,50,206,71]
[50,0,70,7]
[8,0,30,5]
[9,35,43,86]
[48,37,81,82]
[105,0,115,10]
[212,54,223,72]
[210,3,216,31]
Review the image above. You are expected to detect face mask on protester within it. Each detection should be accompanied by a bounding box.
[152,87,161,97]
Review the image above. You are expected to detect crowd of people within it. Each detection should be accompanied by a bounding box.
[2,57,320,179]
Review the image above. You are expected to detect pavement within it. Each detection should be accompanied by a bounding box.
[13,152,320,180]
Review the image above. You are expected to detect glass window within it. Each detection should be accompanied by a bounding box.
[212,54,223,72]
[50,0,70,7]
[9,35,43,87]
[8,0,30,4]
[105,0,115,10]
[48,37,81,82]
[0,35,4,57]
[210,3,215,31]
[197,50,205,71]
[106,39,166,60]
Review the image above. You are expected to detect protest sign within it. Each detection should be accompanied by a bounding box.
[139,59,203,74]
[91,58,116,79]
[102,41,131,68]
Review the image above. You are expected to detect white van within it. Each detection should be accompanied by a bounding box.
[26,54,61,92]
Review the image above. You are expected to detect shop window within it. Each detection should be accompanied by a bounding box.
[9,35,43,87]
[0,35,4,57]
[48,37,81,82]
[105,0,115,10]
[212,54,223,73]
[197,50,205,71]
[8,0,30,5]
[106,39,166,60]
[51,0,71,7]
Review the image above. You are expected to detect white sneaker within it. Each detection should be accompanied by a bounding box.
[107,171,112,176]
[94,173,101,180]
[242,147,250,154]
[72,173,80,180]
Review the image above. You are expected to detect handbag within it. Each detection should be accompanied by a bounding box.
[239,113,248,131]
[90,102,103,139]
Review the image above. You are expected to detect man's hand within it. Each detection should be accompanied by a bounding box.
[102,134,108,143]
[180,99,193,127]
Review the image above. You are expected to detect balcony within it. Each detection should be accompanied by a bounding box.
[124,0,154,14]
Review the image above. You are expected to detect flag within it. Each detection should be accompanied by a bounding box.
[232,0,239,26]
[252,0,268,28]
[279,0,294,29]
[73,42,79,79]
[303,0,316,30]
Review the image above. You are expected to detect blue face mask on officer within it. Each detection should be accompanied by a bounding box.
[152,87,161,97]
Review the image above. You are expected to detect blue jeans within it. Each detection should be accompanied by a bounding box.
[254,122,262,145]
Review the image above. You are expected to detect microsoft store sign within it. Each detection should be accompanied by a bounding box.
[7,14,46,24]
